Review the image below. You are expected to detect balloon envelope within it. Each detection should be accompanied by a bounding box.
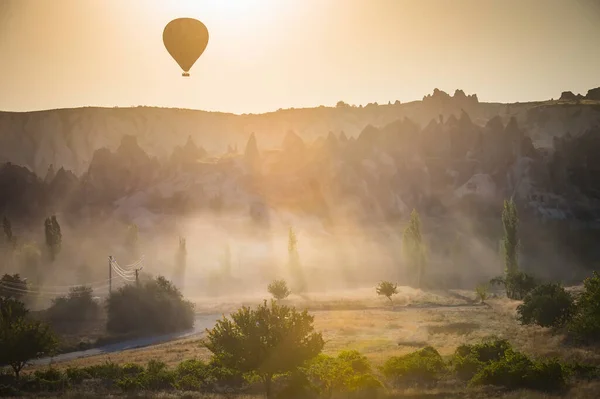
[163,18,209,76]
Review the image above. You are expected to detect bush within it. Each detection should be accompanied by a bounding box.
[475,283,489,304]
[490,271,537,300]
[83,360,124,380]
[106,276,194,335]
[380,346,445,387]
[506,271,537,300]
[174,359,212,391]
[451,338,512,380]
[46,286,100,324]
[569,272,600,343]
[268,279,291,300]
[30,368,69,392]
[115,360,175,392]
[470,349,566,391]
[517,283,575,328]
[140,360,175,390]
[305,350,382,398]
[65,366,91,384]
[563,362,600,380]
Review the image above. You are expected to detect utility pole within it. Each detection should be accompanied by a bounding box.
[108,255,113,294]
[135,266,144,286]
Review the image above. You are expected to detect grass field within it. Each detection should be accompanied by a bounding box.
[26,286,600,398]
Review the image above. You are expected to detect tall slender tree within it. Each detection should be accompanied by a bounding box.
[402,209,427,288]
[288,226,306,293]
[173,236,187,290]
[502,198,519,275]
[44,215,62,262]
[3,216,13,245]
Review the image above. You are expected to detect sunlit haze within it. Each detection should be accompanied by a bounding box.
[1,0,599,113]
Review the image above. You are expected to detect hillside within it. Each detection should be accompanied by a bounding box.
[2,88,599,177]
[1,89,600,290]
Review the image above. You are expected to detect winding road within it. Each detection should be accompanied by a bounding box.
[33,314,222,366]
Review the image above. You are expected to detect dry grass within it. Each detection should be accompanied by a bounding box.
[38,286,600,370]
[29,382,600,398]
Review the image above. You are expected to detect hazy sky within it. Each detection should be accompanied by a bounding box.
[0,0,599,114]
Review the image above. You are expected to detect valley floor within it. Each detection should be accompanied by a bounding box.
[23,286,600,398]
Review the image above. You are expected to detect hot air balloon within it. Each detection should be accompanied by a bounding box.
[163,18,209,77]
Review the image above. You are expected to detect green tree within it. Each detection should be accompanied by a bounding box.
[502,199,519,275]
[402,209,427,288]
[0,297,57,379]
[204,300,324,398]
[376,281,398,305]
[569,272,600,342]
[491,199,536,299]
[2,216,15,249]
[450,234,464,269]
[268,279,291,300]
[173,236,187,289]
[288,226,306,293]
[44,215,62,261]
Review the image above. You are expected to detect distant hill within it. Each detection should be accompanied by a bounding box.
[3,88,598,177]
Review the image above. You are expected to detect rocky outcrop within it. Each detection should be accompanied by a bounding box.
[559,91,582,101]
[586,87,600,101]
[244,133,261,174]
[82,135,160,206]
[0,163,48,220]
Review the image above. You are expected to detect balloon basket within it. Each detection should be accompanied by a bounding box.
[182,72,190,77]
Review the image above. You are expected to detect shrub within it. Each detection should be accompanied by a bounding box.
[30,367,69,392]
[83,360,124,380]
[470,349,566,391]
[569,272,600,343]
[475,283,489,304]
[106,276,194,335]
[490,271,537,300]
[563,362,600,380]
[174,359,212,391]
[65,366,92,384]
[46,286,100,324]
[517,283,575,328]
[380,346,445,387]
[376,281,398,305]
[140,360,175,390]
[115,360,175,392]
[268,279,291,300]
[305,350,382,398]
[122,363,145,376]
[451,338,512,380]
